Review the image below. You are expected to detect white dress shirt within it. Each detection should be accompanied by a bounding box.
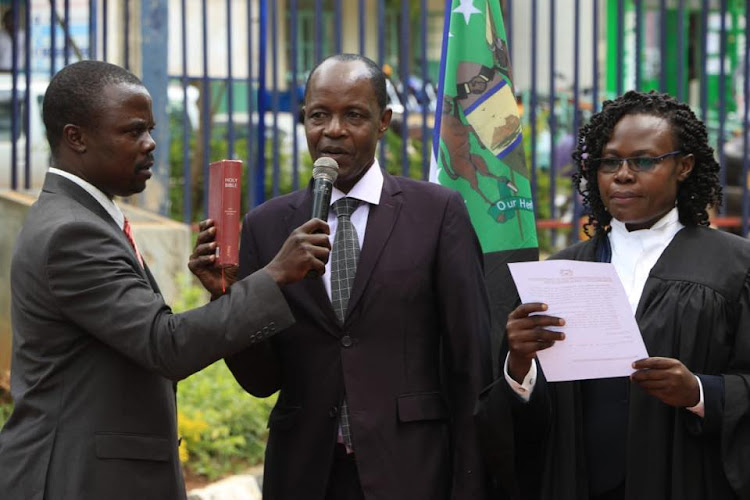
[322,159,383,301]
[48,167,126,229]
[505,208,704,416]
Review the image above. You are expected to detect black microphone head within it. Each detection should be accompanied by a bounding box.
[312,157,339,184]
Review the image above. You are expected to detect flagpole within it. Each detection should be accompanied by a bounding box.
[430,0,454,175]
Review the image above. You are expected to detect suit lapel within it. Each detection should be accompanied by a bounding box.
[44,174,155,285]
[46,174,117,230]
[346,173,402,320]
[285,186,341,334]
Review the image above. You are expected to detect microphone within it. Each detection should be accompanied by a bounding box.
[307,157,339,279]
[311,157,339,221]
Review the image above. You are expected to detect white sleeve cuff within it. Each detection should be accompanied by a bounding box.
[686,374,705,418]
[503,353,538,403]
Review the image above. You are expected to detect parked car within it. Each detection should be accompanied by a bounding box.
[0,76,50,190]
[386,78,434,141]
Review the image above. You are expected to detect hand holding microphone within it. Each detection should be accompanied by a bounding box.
[311,157,339,222]
[305,158,339,278]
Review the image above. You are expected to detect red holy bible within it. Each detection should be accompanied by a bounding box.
[208,159,242,267]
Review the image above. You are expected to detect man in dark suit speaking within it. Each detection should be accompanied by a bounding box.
[0,60,330,500]
[192,54,492,499]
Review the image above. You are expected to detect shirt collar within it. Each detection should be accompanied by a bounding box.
[48,167,126,229]
[610,207,683,241]
[330,158,383,206]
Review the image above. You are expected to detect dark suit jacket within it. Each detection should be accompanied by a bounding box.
[226,172,491,500]
[0,173,295,500]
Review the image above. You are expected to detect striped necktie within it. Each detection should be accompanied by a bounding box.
[123,217,144,268]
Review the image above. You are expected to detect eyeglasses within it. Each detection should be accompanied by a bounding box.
[592,150,683,174]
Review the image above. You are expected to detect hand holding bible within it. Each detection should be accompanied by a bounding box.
[188,219,239,299]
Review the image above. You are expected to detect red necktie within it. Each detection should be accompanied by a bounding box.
[123,217,144,268]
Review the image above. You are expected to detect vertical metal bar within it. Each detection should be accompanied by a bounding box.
[201,0,210,215]
[124,0,130,69]
[335,0,342,53]
[742,0,750,236]
[271,0,280,197]
[572,0,581,242]
[51,0,57,75]
[616,0,624,96]
[549,0,557,228]
[700,0,708,123]
[430,0,451,168]
[592,0,599,112]
[247,0,257,208]
[181,0,191,222]
[140,0,170,216]
[400,0,410,176]
[378,0,386,169]
[227,0,236,159]
[315,0,322,62]
[64,0,70,65]
[659,0,667,92]
[507,0,513,56]
[256,0,268,205]
[743,0,750,236]
[635,0,642,90]
[718,0,727,213]
[420,0,428,179]
[358,0,365,54]
[530,0,538,202]
[89,0,96,59]
[291,0,300,191]
[677,0,685,100]
[102,0,108,62]
[378,0,385,68]
[10,0,18,190]
[24,1,31,189]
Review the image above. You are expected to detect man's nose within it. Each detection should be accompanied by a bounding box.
[143,132,156,152]
[323,115,345,137]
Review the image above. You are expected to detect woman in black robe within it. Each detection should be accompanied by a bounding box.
[480,90,750,500]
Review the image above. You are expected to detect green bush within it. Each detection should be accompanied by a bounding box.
[177,361,275,480]
[0,396,13,429]
[172,275,275,481]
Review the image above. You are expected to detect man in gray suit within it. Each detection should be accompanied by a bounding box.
[0,60,330,500]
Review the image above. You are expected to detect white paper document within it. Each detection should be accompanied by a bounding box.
[508,260,649,382]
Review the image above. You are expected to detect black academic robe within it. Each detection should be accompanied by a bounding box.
[477,226,750,500]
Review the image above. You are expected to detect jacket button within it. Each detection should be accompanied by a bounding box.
[341,335,353,348]
[328,406,338,418]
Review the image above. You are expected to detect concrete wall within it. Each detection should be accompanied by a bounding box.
[0,190,196,391]
[0,191,33,390]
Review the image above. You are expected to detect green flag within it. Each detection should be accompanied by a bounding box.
[431,0,539,369]
[431,4,539,496]
[431,0,538,255]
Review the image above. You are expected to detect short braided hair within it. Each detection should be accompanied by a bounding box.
[572,90,721,237]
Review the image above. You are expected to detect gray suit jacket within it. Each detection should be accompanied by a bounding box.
[0,173,295,500]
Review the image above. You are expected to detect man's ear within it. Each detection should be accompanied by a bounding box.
[62,124,86,153]
[378,108,392,137]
